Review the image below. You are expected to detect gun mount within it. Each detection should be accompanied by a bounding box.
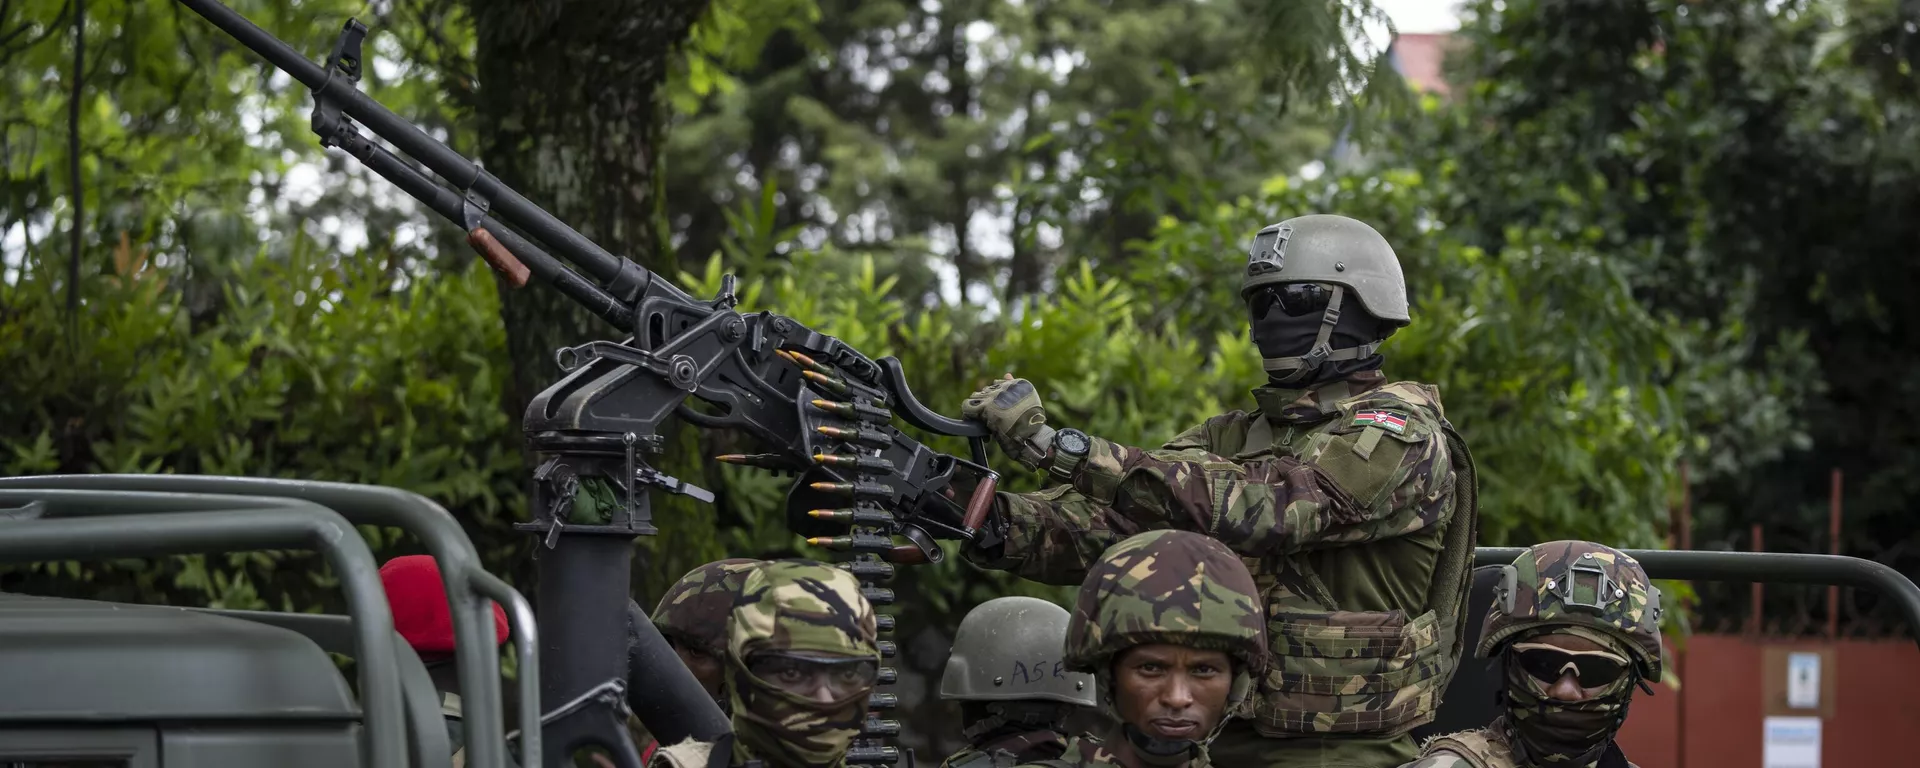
[162,1,1003,765]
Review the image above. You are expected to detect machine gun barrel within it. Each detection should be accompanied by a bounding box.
[175,0,661,322]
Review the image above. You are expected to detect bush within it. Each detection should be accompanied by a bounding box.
[0,232,523,610]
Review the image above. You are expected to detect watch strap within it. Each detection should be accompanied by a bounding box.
[1047,431,1088,482]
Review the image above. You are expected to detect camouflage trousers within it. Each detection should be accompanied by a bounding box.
[1204,718,1417,768]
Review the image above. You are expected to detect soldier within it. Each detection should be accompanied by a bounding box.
[959,214,1481,767]
[1008,528,1267,768]
[1402,541,1664,768]
[938,596,1098,767]
[655,558,765,707]
[649,559,881,768]
[632,558,764,762]
[377,554,515,768]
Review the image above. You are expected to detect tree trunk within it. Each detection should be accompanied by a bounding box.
[466,0,717,594]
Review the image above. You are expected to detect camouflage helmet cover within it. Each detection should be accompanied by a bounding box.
[654,558,762,658]
[1241,213,1410,325]
[1065,529,1269,709]
[941,595,1097,706]
[728,559,880,663]
[1480,541,1664,680]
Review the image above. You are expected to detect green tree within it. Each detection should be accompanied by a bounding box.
[1420,0,1917,632]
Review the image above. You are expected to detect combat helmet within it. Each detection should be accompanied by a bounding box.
[654,558,761,659]
[1065,529,1269,714]
[1481,541,1665,681]
[1241,214,1410,380]
[941,596,1097,707]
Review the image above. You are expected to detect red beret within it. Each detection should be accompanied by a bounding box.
[379,555,509,657]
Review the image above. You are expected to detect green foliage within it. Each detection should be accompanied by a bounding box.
[0,232,522,609]
[658,0,1400,308]
[7,0,1909,752]
[1415,0,1920,626]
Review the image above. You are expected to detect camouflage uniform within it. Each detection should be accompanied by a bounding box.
[967,370,1478,766]
[727,560,880,768]
[1012,529,1269,768]
[1025,736,1128,767]
[964,215,1481,768]
[1405,541,1663,768]
[636,559,762,757]
[943,729,1071,768]
[656,558,764,660]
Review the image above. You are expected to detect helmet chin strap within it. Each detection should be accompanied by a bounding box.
[1259,285,1380,384]
[1120,723,1200,767]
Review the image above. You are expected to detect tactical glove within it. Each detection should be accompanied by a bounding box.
[961,375,1052,469]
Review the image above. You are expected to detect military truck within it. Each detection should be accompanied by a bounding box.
[6,1,1917,766]
[0,476,543,768]
[2,473,1916,767]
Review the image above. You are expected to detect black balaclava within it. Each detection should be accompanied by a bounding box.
[1247,284,1392,388]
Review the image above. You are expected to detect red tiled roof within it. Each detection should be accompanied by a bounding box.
[1392,33,1455,97]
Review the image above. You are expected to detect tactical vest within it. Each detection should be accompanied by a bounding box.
[1211,383,1480,739]
[1422,727,1640,768]
[1422,729,1517,768]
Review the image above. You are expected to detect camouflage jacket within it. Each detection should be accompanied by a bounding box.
[1407,726,1638,768]
[1009,735,1132,768]
[942,729,1071,768]
[966,370,1480,746]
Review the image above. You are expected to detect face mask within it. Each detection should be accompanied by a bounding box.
[729,663,871,767]
[1246,284,1388,387]
[1502,654,1633,766]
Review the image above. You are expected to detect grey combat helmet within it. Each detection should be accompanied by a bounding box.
[1241,214,1410,379]
[940,596,1096,707]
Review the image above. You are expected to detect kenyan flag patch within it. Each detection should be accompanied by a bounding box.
[1353,410,1408,434]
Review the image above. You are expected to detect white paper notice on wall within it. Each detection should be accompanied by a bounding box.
[1763,715,1822,768]
[1786,651,1821,709]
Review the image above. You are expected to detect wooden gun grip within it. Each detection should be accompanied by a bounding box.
[962,473,998,533]
[468,227,529,288]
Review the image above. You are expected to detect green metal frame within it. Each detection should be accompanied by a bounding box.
[0,476,542,768]
[0,502,403,768]
[1474,547,1920,649]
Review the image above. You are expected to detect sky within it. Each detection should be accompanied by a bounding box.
[1376,0,1466,35]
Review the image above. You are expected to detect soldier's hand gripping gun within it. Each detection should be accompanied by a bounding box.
[171,2,1000,767]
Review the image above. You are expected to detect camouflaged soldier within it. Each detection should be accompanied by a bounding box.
[649,559,880,768]
[961,214,1481,767]
[1403,541,1664,768]
[655,558,765,707]
[632,558,763,761]
[1009,529,1268,768]
[939,596,1097,768]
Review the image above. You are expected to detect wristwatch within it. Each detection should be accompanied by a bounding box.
[1047,428,1092,482]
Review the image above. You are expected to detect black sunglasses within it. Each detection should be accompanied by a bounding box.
[1250,283,1333,318]
[1511,643,1630,687]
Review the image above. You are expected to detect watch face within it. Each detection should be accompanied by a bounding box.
[1057,429,1090,455]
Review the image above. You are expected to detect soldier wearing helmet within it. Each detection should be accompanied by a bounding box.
[938,596,1098,767]
[1402,541,1665,768]
[629,558,764,763]
[649,559,880,768]
[1005,529,1267,768]
[959,214,1481,767]
[655,558,765,708]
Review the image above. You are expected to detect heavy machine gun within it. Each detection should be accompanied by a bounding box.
[161,1,1006,767]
